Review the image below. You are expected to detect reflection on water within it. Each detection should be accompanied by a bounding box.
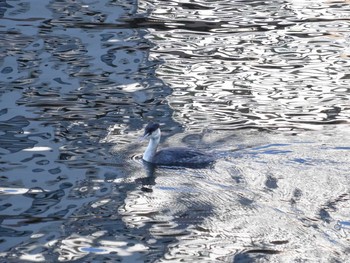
[138,0,350,131]
[0,0,350,262]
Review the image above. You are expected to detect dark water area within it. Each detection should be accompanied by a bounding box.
[0,0,350,262]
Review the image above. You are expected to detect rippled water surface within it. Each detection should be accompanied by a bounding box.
[1,0,350,262]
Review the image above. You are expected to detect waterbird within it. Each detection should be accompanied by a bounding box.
[141,122,215,167]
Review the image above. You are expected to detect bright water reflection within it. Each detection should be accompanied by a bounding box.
[138,0,350,131]
[0,0,350,262]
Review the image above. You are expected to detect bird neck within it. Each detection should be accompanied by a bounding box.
[143,136,160,162]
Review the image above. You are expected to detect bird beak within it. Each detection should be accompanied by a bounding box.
[138,132,150,142]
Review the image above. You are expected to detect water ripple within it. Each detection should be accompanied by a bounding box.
[135,0,350,131]
[1,0,350,262]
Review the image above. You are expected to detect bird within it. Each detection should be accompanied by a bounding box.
[141,122,215,167]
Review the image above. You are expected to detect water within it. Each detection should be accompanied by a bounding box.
[0,0,349,262]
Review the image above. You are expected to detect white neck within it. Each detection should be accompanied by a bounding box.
[143,130,160,162]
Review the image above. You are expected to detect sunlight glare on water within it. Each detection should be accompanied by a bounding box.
[0,0,349,262]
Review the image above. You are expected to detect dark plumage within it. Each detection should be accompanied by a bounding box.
[143,122,160,137]
[153,147,215,167]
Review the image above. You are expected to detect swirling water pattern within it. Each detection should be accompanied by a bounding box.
[138,0,350,131]
[0,0,349,262]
